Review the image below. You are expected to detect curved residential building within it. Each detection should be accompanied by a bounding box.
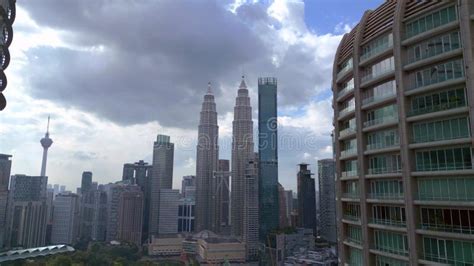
[332,1,474,265]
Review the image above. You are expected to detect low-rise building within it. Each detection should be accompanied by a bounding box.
[148,234,184,256]
[284,248,337,266]
[197,237,245,264]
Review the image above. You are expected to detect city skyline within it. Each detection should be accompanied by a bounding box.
[0,0,385,192]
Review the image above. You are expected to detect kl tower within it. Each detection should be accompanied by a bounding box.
[40,116,53,176]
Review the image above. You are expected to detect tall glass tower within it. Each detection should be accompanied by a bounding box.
[257,77,279,241]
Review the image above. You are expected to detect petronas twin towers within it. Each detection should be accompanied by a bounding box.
[195,77,254,237]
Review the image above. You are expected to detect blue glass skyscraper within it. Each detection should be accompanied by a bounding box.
[258,77,279,241]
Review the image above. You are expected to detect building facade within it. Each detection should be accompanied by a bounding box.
[51,193,80,245]
[117,185,144,245]
[258,77,279,241]
[181,175,196,199]
[6,175,48,248]
[0,154,12,248]
[333,1,474,264]
[178,197,195,233]
[158,189,179,235]
[318,159,337,244]
[213,159,230,234]
[149,134,174,238]
[195,83,219,232]
[243,153,259,261]
[81,171,93,194]
[231,76,254,237]
[79,186,107,242]
[0,0,16,111]
[297,164,316,234]
[278,183,288,228]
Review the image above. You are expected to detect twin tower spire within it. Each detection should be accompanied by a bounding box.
[195,76,253,237]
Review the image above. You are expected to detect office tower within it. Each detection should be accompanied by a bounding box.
[333,1,474,264]
[178,197,195,233]
[0,154,11,247]
[122,160,152,241]
[117,185,144,246]
[284,190,293,226]
[181,175,196,199]
[158,189,179,235]
[318,159,336,244]
[297,164,316,234]
[6,175,48,248]
[257,77,279,241]
[231,76,254,237]
[149,134,174,238]
[195,83,219,232]
[278,183,288,228]
[213,159,230,233]
[243,154,259,261]
[81,171,93,194]
[51,193,80,245]
[59,185,66,193]
[45,188,54,244]
[0,1,15,111]
[40,116,53,177]
[79,186,107,241]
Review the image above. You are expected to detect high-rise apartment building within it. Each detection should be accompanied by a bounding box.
[318,159,336,244]
[51,192,80,245]
[195,83,219,232]
[79,186,107,242]
[158,189,179,235]
[231,76,254,237]
[258,77,279,241]
[297,164,316,234]
[81,171,93,194]
[333,1,474,264]
[243,153,259,261]
[117,185,144,246]
[149,134,174,238]
[6,175,48,248]
[0,154,11,247]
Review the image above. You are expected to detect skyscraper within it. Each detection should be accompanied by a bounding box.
[79,186,107,242]
[243,153,259,261]
[40,116,53,177]
[231,76,254,237]
[258,77,279,240]
[181,175,196,199]
[81,171,93,194]
[297,164,316,234]
[318,159,336,244]
[158,189,179,235]
[213,159,230,234]
[195,83,219,232]
[51,192,80,245]
[6,175,48,248]
[277,183,288,228]
[117,185,144,246]
[149,134,174,238]
[333,1,474,264]
[0,154,11,247]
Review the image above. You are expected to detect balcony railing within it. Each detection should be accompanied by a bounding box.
[342,192,360,199]
[362,92,396,106]
[368,193,404,200]
[366,140,400,151]
[370,218,406,227]
[367,166,401,175]
[336,64,353,81]
[422,253,470,266]
[407,101,466,117]
[341,170,358,178]
[341,148,357,158]
[361,68,394,84]
[373,245,408,257]
[337,85,355,99]
[364,116,398,128]
[420,223,474,235]
[417,193,474,202]
[340,127,356,138]
[346,237,362,245]
[343,214,361,222]
[413,131,469,144]
[360,42,393,62]
[416,161,472,172]
[339,105,355,118]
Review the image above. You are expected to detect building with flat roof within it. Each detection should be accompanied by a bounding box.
[333,1,474,265]
[318,159,336,244]
[51,193,80,245]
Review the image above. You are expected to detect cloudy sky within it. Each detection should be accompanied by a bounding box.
[0,0,383,192]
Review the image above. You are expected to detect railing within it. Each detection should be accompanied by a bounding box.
[339,105,355,118]
[361,68,394,84]
[346,237,362,245]
[368,193,404,200]
[415,161,472,172]
[364,116,398,128]
[407,101,466,117]
[420,223,474,235]
[422,253,470,265]
[417,193,474,202]
[342,193,360,199]
[341,170,358,178]
[341,148,357,158]
[370,218,406,227]
[337,84,355,99]
[360,42,393,62]
[343,214,361,222]
[373,245,408,257]
[362,92,396,106]
[367,167,401,175]
[336,63,353,81]
[413,131,469,144]
[366,139,400,151]
[340,127,356,138]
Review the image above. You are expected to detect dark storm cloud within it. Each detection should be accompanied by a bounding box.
[19,0,337,127]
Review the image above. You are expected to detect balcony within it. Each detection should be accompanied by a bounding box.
[341,148,357,158]
[342,192,360,199]
[417,193,474,202]
[343,214,361,222]
[360,68,395,88]
[421,253,471,266]
[368,193,404,201]
[416,162,472,172]
[341,170,358,179]
[339,127,356,138]
[407,101,466,117]
[345,237,362,245]
[368,167,401,175]
[364,116,398,128]
[373,245,408,257]
[367,140,400,151]
[336,63,353,82]
[360,42,393,64]
[337,84,355,100]
[370,218,406,228]
[339,105,355,119]
[362,92,397,107]
[419,223,474,235]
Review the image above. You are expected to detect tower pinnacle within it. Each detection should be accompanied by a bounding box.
[207,82,212,95]
[239,75,247,89]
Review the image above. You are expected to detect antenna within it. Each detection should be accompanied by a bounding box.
[207,82,212,94]
[47,115,50,133]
